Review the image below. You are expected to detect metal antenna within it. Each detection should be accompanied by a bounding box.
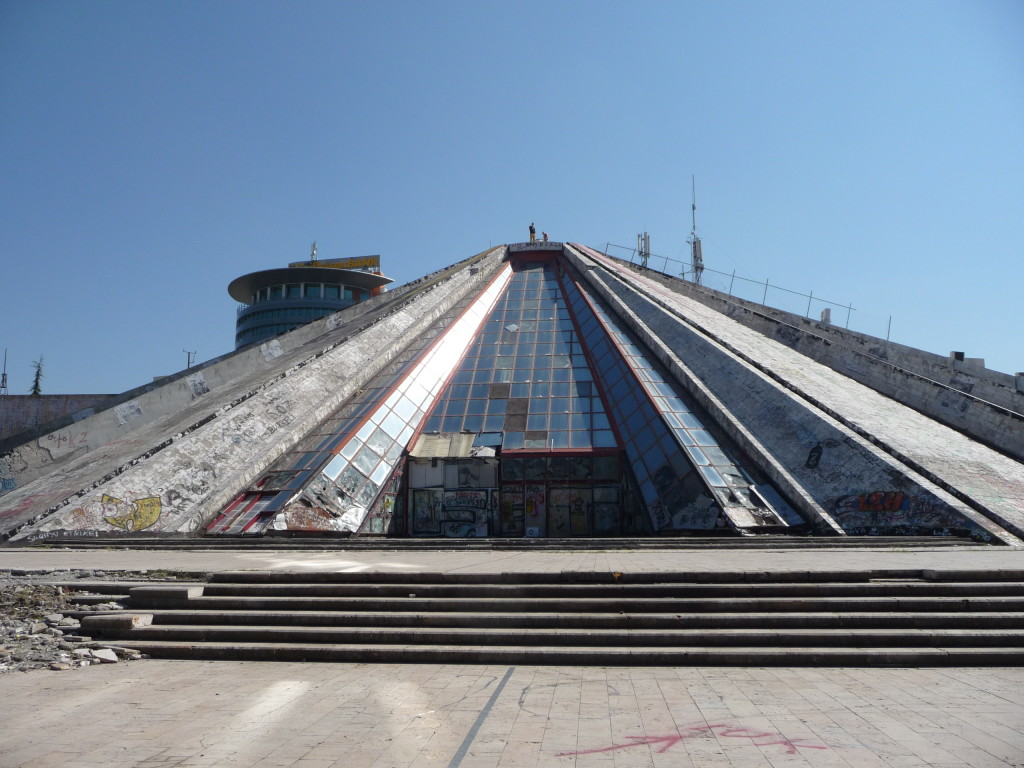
[184,349,196,369]
[687,175,704,285]
[1,348,8,396]
[310,241,318,263]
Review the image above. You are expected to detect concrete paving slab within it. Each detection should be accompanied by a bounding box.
[2,662,1022,767]
[3,545,1024,577]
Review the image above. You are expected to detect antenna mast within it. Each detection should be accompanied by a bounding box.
[1,348,8,396]
[688,175,704,285]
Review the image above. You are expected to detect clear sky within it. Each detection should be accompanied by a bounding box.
[1,1,1021,395]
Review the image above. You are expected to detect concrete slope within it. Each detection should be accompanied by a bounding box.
[572,245,1024,544]
[0,248,505,542]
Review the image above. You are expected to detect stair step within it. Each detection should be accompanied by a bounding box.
[208,569,1024,584]
[96,640,1024,666]
[128,594,1024,613]
[123,609,1024,630]
[98,624,1024,648]
[196,581,1024,598]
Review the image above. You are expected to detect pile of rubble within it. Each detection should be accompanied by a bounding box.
[0,570,147,673]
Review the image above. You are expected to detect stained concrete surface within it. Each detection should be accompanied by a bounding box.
[1,661,1022,767]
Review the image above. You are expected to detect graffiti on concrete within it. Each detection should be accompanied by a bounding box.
[834,490,973,534]
[101,494,162,532]
[0,452,29,499]
[805,442,823,468]
[114,401,144,426]
[41,428,90,460]
[557,721,828,756]
[185,372,210,398]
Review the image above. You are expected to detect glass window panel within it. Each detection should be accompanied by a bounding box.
[466,400,486,416]
[371,461,392,486]
[441,415,463,432]
[674,427,696,446]
[462,414,484,432]
[483,413,505,431]
[569,431,593,448]
[493,368,512,383]
[367,428,391,456]
[685,445,709,465]
[356,476,380,507]
[394,395,417,423]
[355,420,376,442]
[341,436,362,459]
[552,368,571,381]
[700,465,727,487]
[353,447,379,475]
[503,432,524,449]
[702,445,732,466]
[663,396,689,413]
[593,413,610,430]
[593,430,617,447]
[550,398,570,413]
[569,413,589,430]
[527,414,548,430]
[593,456,619,480]
[385,441,405,463]
[486,399,506,415]
[511,382,530,397]
[549,413,569,430]
[548,431,569,448]
[690,429,718,447]
[323,454,348,481]
[676,413,705,430]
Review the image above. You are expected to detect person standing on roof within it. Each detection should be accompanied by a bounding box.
[529,223,536,242]
[542,232,549,242]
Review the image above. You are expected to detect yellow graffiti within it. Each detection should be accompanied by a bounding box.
[102,494,161,532]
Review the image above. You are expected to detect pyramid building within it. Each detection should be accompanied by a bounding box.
[2,242,1023,545]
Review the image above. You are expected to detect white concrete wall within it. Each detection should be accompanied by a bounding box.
[568,244,1022,545]
[613,260,1024,461]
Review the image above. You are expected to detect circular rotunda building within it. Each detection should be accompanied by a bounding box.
[229,252,393,349]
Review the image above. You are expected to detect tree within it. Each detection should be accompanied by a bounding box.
[29,355,44,396]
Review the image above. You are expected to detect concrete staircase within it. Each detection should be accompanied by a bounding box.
[80,568,1024,666]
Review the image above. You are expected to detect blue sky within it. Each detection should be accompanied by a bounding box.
[1,1,1021,394]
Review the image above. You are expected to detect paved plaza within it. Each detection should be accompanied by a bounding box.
[2,660,1023,767]
[2,545,1024,767]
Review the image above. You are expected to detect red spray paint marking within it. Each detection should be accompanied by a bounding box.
[556,722,828,757]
